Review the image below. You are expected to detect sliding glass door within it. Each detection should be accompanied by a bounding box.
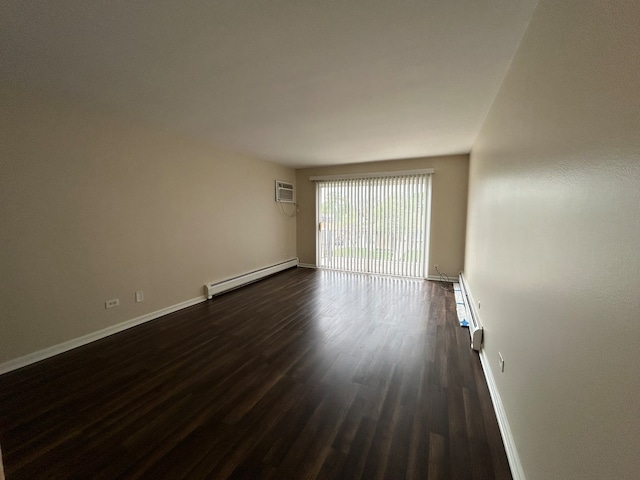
[316,173,431,278]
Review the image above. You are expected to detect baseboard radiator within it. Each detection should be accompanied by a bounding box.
[454,273,483,351]
[204,258,298,299]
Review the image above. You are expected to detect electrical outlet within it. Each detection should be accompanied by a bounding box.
[105,298,119,309]
[135,291,144,303]
[499,352,505,373]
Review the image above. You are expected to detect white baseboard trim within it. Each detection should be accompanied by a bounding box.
[297,263,317,269]
[0,295,207,376]
[462,273,524,478]
[1,258,302,376]
[479,349,526,480]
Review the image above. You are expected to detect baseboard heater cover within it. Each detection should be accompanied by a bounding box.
[204,258,298,299]
[454,273,483,351]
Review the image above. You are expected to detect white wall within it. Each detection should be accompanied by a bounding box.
[465,1,640,479]
[0,89,296,365]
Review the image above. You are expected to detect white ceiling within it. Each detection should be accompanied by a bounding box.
[0,1,538,168]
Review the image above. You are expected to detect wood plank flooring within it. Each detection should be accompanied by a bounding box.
[0,267,511,479]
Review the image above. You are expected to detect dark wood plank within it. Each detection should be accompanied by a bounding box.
[0,267,512,479]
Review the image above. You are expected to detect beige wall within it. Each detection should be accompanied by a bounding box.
[0,90,296,364]
[296,155,468,277]
[465,1,640,479]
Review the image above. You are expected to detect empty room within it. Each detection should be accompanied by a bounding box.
[1,1,638,479]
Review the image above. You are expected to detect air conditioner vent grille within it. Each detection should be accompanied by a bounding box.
[275,180,295,203]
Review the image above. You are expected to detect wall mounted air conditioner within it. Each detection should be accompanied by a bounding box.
[275,180,295,203]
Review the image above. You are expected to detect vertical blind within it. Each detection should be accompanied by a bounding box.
[316,173,430,278]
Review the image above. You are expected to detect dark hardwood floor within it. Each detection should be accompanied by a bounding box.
[0,267,511,479]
